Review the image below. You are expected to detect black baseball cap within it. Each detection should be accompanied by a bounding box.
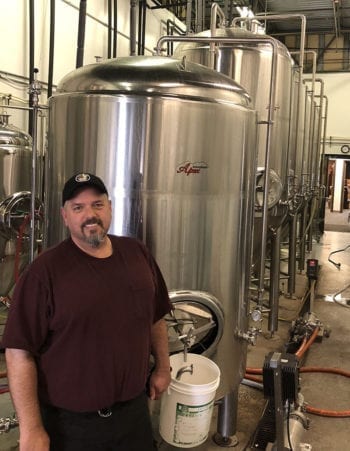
[62,173,108,205]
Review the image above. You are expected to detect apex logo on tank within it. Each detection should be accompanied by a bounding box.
[176,161,209,176]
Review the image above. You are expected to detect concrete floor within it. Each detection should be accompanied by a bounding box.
[1,228,350,450]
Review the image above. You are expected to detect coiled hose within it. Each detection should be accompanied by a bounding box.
[244,327,350,417]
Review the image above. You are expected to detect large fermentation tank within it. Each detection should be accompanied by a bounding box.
[173,28,294,267]
[0,115,32,297]
[47,56,257,400]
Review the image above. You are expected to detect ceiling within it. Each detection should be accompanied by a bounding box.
[254,0,350,72]
[255,0,350,35]
[161,0,350,71]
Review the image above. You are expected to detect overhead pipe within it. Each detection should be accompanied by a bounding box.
[137,0,146,55]
[108,0,112,58]
[47,0,55,99]
[185,0,192,33]
[76,0,87,68]
[130,0,137,56]
[332,0,340,41]
[28,0,35,136]
[209,3,226,69]
[113,0,118,57]
[166,20,185,56]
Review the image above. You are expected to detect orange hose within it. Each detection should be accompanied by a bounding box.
[305,405,350,418]
[244,374,263,383]
[300,367,350,378]
[245,368,262,374]
[295,326,320,359]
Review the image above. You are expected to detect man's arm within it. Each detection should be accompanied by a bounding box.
[149,318,171,400]
[5,348,49,451]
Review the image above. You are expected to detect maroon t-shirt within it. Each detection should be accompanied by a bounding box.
[2,236,172,411]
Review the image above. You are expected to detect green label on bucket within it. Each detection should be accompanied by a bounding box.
[173,400,214,446]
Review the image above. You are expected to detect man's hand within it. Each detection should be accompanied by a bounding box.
[19,426,50,451]
[148,367,171,400]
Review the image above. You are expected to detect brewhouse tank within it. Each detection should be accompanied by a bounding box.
[47,56,257,398]
[0,115,33,298]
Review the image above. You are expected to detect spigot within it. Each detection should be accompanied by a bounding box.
[238,327,260,346]
[179,326,194,362]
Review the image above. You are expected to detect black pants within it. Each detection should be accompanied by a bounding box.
[41,392,157,451]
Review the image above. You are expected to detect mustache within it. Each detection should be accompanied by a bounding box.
[82,218,104,228]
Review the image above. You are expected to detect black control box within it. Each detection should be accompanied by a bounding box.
[306,258,319,280]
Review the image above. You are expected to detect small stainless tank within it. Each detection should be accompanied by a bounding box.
[0,115,33,297]
[47,56,258,401]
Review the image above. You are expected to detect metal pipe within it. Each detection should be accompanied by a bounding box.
[156,34,278,310]
[47,0,55,99]
[28,0,35,136]
[108,0,112,58]
[141,0,147,55]
[185,0,192,33]
[268,227,281,334]
[298,203,307,271]
[290,50,316,177]
[304,78,324,188]
[214,389,239,446]
[28,72,42,262]
[76,0,87,68]
[288,213,297,295]
[209,3,226,69]
[332,0,340,41]
[113,0,118,57]
[315,94,328,233]
[130,0,137,56]
[315,94,328,185]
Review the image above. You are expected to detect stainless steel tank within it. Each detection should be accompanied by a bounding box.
[0,115,33,298]
[47,56,257,405]
[173,28,294,274]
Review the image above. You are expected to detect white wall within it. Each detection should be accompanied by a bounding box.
[316,72,350,156]
[0,0,185,129]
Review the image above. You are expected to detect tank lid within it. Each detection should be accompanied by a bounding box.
[55,56,251,106]
[0,120,32,147]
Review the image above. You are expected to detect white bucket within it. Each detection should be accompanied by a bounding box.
[159,353,220,448]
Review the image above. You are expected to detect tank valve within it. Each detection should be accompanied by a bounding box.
[238,327,260,345]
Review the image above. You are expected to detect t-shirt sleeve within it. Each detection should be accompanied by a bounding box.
[1,268,51,355]
[138,241,173,322]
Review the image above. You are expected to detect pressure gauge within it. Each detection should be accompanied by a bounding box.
[255,168,283,209]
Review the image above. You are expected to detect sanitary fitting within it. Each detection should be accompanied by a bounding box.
[238,327,260,345]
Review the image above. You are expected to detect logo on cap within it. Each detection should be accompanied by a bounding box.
[75,173,91,183]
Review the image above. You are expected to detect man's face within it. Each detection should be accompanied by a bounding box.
[61,188,112,249]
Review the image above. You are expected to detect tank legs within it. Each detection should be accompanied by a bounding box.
[288,213,297,295]
[268,226,281,335]
[213,389,239,447]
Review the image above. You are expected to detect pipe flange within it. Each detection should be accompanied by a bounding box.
[212,432,239,447]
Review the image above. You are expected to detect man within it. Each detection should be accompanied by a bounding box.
[3,172,172,451]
